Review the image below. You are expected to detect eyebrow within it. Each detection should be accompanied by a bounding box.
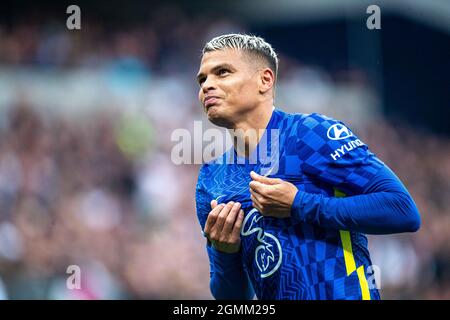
[196,63,235,83]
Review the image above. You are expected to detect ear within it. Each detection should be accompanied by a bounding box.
[258,68,275,95]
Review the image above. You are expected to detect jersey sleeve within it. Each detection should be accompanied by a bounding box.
[291,113,421,234]
[195,164,255,299]
[195,164,210,231]
[297,113,384,195]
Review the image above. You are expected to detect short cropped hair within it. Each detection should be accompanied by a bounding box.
[202,33,278,80]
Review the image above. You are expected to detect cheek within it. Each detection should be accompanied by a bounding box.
[231,79,256,103]
[224,79,246,101]
[244,77,259,93]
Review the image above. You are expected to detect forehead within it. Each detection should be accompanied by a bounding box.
[198,49,247,72]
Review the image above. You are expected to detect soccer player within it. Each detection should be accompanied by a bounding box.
[195,34,421,300]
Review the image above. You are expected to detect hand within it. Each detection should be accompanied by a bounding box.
[249,171,298,218]
[203,200,245,254]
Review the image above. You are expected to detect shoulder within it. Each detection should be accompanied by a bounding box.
[275,109,350,139]
[272,108,308,138]
[298,112,344,129]
[274,108,344,130]
[292,112,355,140]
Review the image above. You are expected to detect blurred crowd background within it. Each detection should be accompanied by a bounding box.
[0,0,449,299]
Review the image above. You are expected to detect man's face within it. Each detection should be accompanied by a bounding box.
[197,49,261,128]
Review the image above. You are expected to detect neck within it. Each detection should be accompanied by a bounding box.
[230,102,274,158]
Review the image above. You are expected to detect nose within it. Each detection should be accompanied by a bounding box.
[201,77,216,94]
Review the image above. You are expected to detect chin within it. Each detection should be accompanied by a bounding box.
[207,108,232,128]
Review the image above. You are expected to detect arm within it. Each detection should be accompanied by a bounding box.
[207,245,254,300]
[290,166,421,234]
[196,182,254,300]
[249,114,421,235]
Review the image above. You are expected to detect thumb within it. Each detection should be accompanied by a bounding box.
[211,199,218,209]
[250,171,279,185]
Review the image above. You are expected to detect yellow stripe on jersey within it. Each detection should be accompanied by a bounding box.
[334,188,371,300]
[357,265,371,300]
[339,230,356,276]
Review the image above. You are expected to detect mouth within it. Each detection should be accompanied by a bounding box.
[204,96,220,109]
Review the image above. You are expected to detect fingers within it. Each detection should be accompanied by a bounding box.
[249,187,264,201]
[249,180,278,205]
[204,201,245,253]
[231,209,245,241]
[213,201,235,237]
[221,202,241,236]
[252,196,264,213]
[250,171,281,185]
[250,192,264,212]
[210,199,218,209]
[204,203,225,236]
[249,180,267,194]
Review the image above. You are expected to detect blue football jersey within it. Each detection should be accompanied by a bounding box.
[195,108,383,300]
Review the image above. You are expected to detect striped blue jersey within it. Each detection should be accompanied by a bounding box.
[195,108,383,299]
